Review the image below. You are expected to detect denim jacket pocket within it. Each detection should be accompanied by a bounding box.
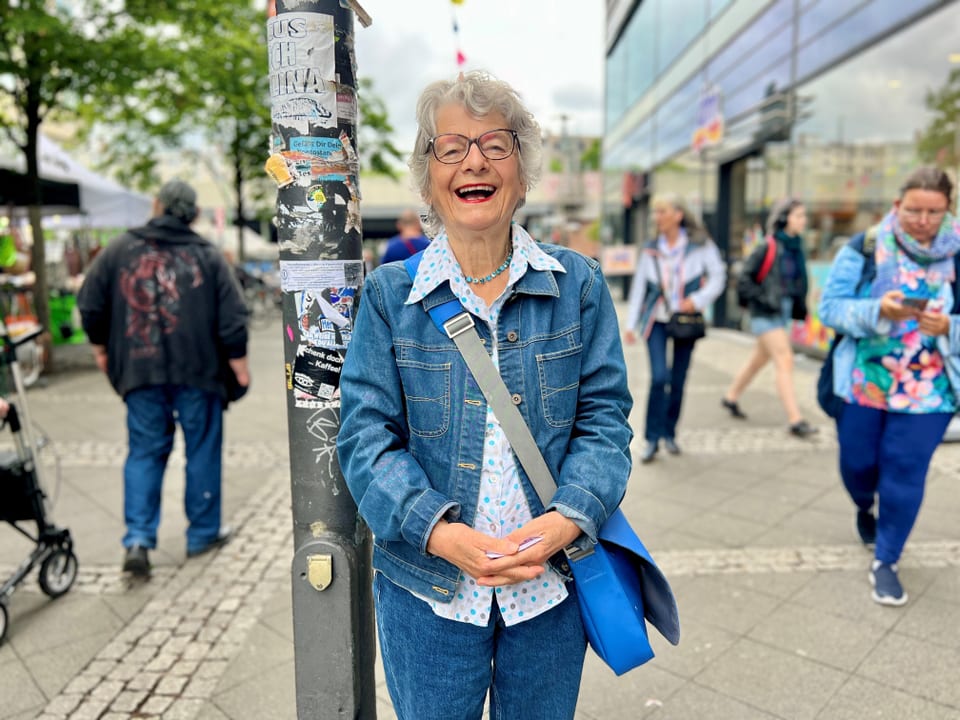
[396,349,451,438]
[537,344,582,428]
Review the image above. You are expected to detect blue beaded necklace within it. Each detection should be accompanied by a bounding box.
[463,250,513,284]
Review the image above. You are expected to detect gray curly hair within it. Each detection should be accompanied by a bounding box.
[408,71,543,237]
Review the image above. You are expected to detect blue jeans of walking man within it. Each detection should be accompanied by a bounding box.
[123,384,224,554]
[644,321,696,443]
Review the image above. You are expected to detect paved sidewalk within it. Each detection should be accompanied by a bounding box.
[2,307,960,719]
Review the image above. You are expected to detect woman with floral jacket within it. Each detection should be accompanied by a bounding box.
[819,167,960,607]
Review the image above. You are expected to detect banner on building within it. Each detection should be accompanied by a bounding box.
[692,86,724,152]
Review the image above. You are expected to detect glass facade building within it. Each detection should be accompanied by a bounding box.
[604,0,960,339]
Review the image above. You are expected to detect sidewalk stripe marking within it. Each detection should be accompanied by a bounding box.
[653,540,960,576]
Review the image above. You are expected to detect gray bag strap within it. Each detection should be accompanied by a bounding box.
[441,312,556,507]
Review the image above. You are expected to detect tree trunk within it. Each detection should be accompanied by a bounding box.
[24,79,51,350]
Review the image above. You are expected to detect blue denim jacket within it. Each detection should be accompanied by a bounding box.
[337,244,634,603]
[819,244,960,406]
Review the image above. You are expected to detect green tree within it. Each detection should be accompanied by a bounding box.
[77,1,273,262]
[917,67,960,173]
[581,137,602,171]
[0,1,173,335]
[357,78,405,179]
[80,15,403,261]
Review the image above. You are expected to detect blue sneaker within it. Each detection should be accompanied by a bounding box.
[870,561,907,606]
[856,509,877,546]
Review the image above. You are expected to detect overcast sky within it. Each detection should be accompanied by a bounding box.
[354,0,607,153]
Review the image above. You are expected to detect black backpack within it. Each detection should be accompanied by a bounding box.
[817,228,960,419]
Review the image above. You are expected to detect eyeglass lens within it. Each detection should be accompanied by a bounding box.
[902,208,947,219]
[431,130,516,164]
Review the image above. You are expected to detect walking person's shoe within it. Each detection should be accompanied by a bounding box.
[870,560,908,606]
[122,544,151,578]
[663,438,681,455]
[187,526,234,559]
[640,441,658,464]
[721,398,748,419]
[788,420,819,438]
[856,509,877,546]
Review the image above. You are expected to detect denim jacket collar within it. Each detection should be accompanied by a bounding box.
[406,223,564,308]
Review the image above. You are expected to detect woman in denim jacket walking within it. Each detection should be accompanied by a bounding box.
[337,72,633,720]
[820,167,960,606]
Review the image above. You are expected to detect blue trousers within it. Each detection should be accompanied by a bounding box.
[123,384,224,553]
[644,322,696,443]
[838,404,950,564]
[374,573,586,720]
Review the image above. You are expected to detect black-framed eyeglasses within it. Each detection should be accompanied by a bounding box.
[426,129,519,164]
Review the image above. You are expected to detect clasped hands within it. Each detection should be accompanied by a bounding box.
[427,512,582,587]
[879,290,950,336]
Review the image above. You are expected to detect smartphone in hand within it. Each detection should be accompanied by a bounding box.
[902,297,929,311]
[485,536,543,559]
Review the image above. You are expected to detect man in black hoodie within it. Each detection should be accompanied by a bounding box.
[78,179,249,577]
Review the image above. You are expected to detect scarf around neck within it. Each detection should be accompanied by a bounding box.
[872,208,960,298]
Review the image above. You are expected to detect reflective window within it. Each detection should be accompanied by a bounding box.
[723,54,791,120]
[657,0,707,73]
[710,0,734,19]
[798,0,864,46]
[605,40,628,131]
[610,118,654,170]
[796,0,941,82]
[625,2,656,107]
[653,75,703,162]
[707,0,792,83]
[791,3,959,252]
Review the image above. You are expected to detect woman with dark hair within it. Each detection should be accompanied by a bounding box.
[819,167,960,606]
[722,199,818,437]
[624,192,726,463]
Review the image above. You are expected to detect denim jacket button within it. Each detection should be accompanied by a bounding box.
[506,330,519,342]
[511,393,522,405]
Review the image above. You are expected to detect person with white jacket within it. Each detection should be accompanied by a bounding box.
[624,193,726,463]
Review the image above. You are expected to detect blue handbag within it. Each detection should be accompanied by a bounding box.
[404,253,680,675]
[567,507,680,674]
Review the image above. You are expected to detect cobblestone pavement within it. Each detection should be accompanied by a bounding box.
[33,470,290,720]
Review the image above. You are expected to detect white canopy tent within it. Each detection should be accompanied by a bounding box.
[1,134,152,230]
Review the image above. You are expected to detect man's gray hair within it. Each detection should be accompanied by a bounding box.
[408,70,543,237]
[157,179,199,223]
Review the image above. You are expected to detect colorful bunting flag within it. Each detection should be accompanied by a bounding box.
[451,1,466,67]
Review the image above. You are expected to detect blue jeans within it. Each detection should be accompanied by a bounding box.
[644,322,696,443]
[838,404,950,564]
[373,573,586,720]
[123,384,223,553]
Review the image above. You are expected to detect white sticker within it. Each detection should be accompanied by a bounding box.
[268,12,337,132]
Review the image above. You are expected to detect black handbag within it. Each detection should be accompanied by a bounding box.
[665,311,706,341]
[654,257,706,341]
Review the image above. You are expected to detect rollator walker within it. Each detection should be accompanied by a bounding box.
[0,323,77,644]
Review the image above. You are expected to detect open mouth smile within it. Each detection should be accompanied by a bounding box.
[455,184,496,202]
